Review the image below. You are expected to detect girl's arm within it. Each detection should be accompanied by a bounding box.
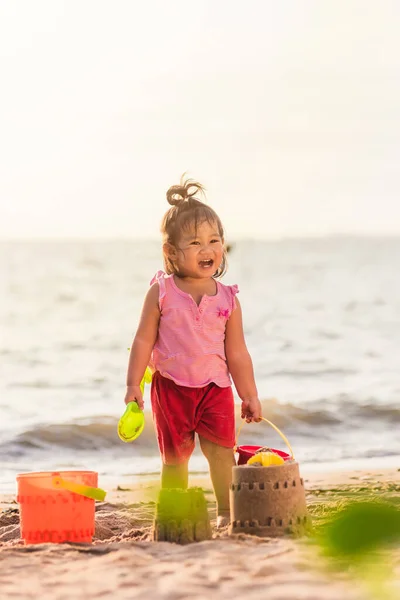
[125,283,160,409]
[225,298,262,422]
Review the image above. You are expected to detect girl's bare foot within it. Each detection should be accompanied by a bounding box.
[216,514,230,528]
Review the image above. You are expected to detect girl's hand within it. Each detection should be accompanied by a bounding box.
[124,386,144,410]
[241,397,262,423]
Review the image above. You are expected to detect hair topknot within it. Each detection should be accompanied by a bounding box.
[166,177,205,206]
[160,174,228,279]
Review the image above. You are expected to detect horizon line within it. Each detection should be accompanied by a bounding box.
[1,232,400,243]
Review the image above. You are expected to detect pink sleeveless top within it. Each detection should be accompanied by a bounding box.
[149,271,239,388]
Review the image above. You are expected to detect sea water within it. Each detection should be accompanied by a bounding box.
[1,237,399,492]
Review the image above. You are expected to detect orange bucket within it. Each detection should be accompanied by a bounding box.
[16,471,106,544]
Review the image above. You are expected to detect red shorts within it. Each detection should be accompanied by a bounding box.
[150,371,236,465]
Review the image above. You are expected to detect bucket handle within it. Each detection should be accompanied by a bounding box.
[234,417,295,459]
[52,474,106,501]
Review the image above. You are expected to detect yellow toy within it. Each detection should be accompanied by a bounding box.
[118,367,152,442]
[247,449,285,467]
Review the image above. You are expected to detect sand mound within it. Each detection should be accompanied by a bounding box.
[0,502,156,546]
[94,502,154,542]
[0,508,20,544]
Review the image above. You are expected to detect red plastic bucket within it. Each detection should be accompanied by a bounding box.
[236,445,291,465]
[234,418,295,466]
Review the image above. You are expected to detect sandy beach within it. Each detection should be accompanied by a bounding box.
[2,0,400,596]
[1,467,399,600]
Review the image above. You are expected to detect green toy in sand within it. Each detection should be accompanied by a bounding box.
[118,367,152,442]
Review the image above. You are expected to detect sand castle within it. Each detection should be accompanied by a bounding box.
[153,487,212,543]
[230,417,310,536]
[229,460,310,536]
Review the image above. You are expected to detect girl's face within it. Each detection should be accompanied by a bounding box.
[167,220,224,279]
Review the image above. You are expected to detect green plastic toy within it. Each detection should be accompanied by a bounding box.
[139,367,152,394]
[118,367,152,442]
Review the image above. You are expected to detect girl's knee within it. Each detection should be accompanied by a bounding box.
[199,436,234,460]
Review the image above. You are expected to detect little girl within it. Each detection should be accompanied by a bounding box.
[124,177,262,527]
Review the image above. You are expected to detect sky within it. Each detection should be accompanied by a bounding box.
[0,0,399,240]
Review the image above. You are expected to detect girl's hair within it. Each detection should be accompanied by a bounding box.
[161,176,227,278]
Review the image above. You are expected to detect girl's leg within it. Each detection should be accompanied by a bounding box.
[161,461,189,489]
[151,372,194,491]
[199,435,235,521]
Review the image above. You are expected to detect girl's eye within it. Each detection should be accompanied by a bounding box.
[190,241,200,245]
[211,239,220,244]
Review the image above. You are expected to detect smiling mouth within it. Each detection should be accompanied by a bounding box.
[199,259,214,268]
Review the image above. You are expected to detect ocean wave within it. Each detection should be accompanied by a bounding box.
[8,379,107,390]
[269,368,358,378]
[264,397,400,425]
[0,398,398,458]
[2,417,157,455]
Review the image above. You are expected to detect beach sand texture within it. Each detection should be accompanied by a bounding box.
[1,469,399,600]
